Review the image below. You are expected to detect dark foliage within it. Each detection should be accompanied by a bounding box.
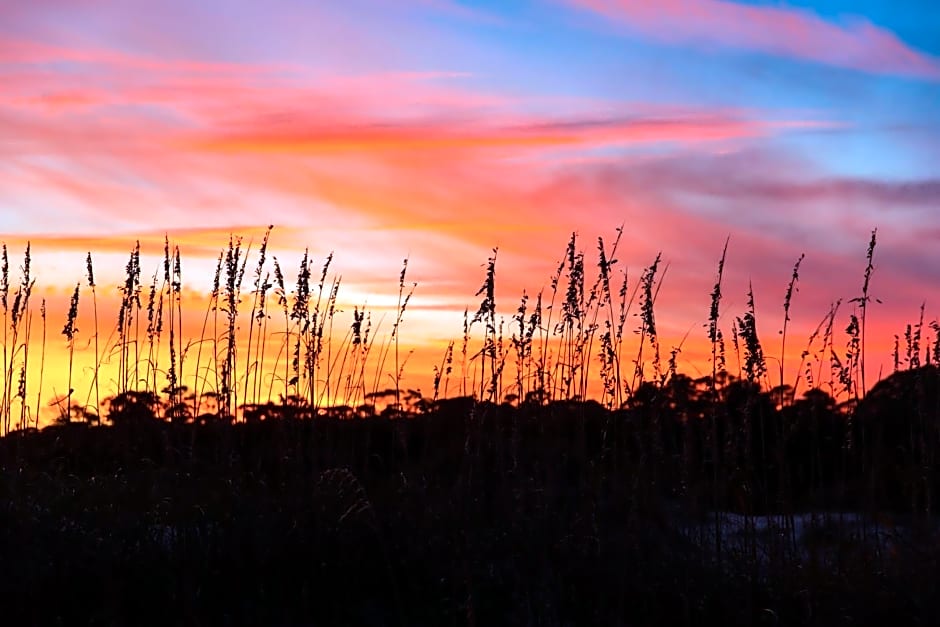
[1,367,940,625]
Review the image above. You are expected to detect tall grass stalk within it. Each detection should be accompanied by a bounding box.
[348,307,376,408]
[595,229,624,407]
[460,308,470,398]
[779,254,804,405]
[165,243,184,413]
[253,270,272,407]
[374,258,414,409]
[63,283,80,422]
[394,259,409,409]
[470,249,498,402]
[555,235,584,400]
[6,245,34,434]
[1,244,8,434]
[311,256,335,409]
[433,340,455,402]
[34,299,45,429]
[290,250,311,406]
[116,243,140,395]
[269,257,290,405]
[511,291,530,402]
[707,237,730,562]
[708,238,730,392]
[219,236,248,420]
[737,280,771,522]
[85,253,100,419]
[17,298,33,429]
[790,300,839,396]
[851,230,878,396]
[143,271,161,396]
[244,226,271,409]
[737,282,767,385]
[326,317,354,407]
[633,253,664,389]
[192,253,223,418]
[541,245,566,402]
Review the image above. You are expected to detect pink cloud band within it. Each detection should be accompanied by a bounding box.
[566,0,940,79]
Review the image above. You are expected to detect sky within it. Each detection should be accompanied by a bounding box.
[1,0,939,421]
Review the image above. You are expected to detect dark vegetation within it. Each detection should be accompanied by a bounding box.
[1,228,939,625]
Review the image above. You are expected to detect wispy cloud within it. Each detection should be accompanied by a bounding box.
[586,151,940,210]
[189,112,780,154]
[0,225,282,257]
[0,35,290,75]
[564,0,940,79]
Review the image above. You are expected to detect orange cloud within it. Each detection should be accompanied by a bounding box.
[189,114,776,155]
[0,225,287,255]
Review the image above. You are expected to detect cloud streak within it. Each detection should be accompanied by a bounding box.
[189,113,780,155]
[565,0,940,79]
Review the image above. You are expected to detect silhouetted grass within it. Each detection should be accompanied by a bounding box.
[1,228,939,626]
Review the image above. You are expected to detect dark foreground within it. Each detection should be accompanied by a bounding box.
[2,369,940,626]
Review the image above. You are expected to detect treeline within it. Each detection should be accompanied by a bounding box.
[6,364,939,515]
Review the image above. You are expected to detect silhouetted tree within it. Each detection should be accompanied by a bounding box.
[853,364,940,512]
[106,390,160,426]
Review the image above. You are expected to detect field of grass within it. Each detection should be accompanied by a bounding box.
[1,228,939,625]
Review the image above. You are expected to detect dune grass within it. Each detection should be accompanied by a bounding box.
[1,227,939,625]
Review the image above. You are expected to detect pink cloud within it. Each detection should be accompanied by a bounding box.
[1,34,930,392]
[2,35,813,239]
[0,36,292,75]
[565,0,940,79]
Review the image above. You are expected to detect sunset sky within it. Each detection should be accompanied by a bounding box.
[1,0,939,420]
